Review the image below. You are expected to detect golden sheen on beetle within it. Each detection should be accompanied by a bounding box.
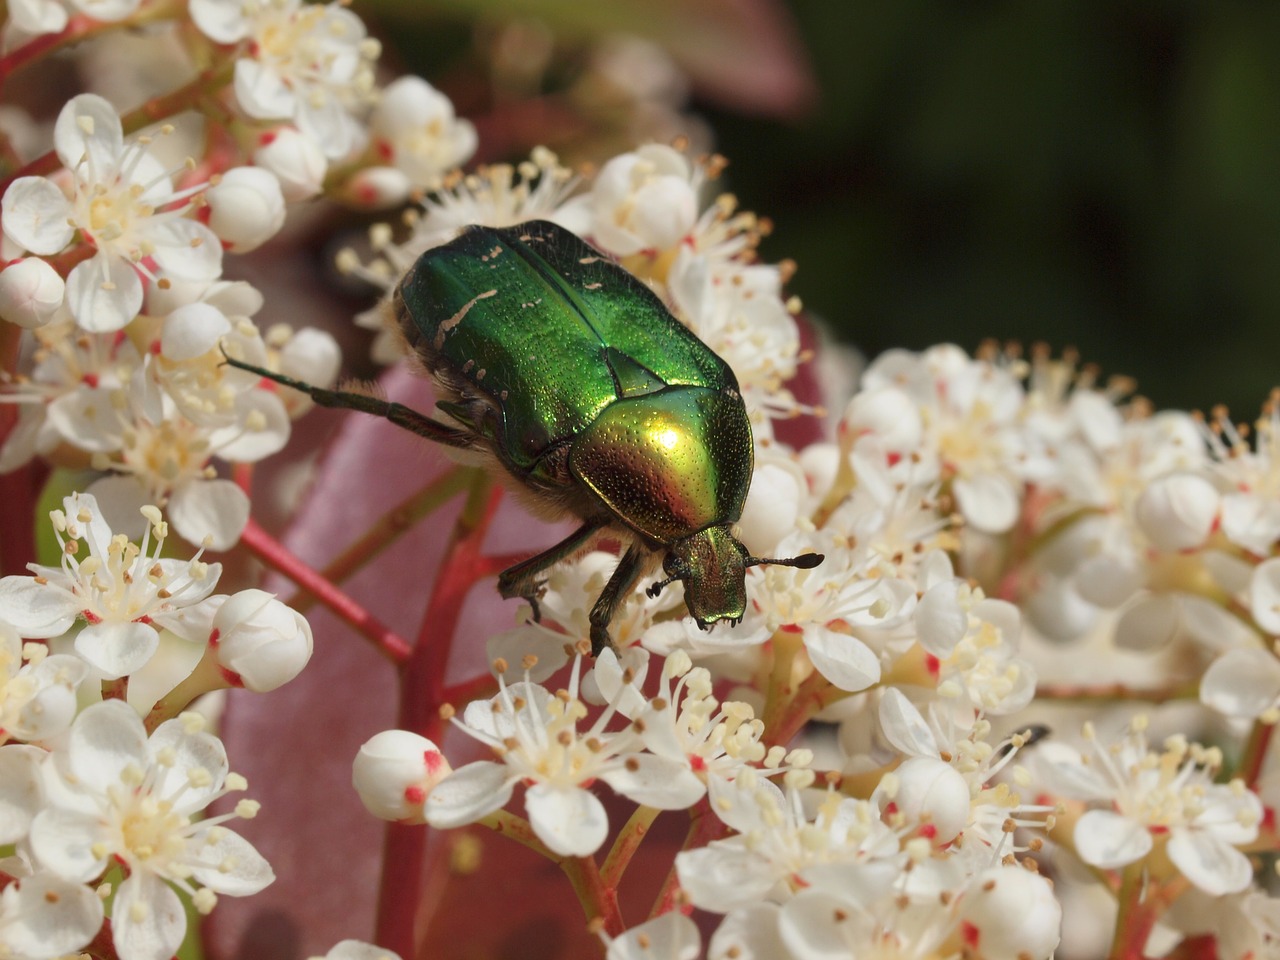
[226,220,822,653]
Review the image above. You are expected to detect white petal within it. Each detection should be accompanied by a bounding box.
[187,825,274,894]
[778,890,873,960]
[1114,594,1180,651]
[915,580,967,656]
[234,59,296,120]
[147,720,228,809]
[1074,809,1151,869]
[1135,473,1220,553]
[8,0,68,34]
[1201,648,1280,718]
[149,218,223,282]
[803,624,880,692]
[600,754,704,810]
[53,93,123,173]
[16,655,87,740]
[1166,829,1255,895]
[1032,743,1114,801]
[74,620,159,679]
[953,472,1019,534]
[1250,557,1280,634]
[188,0,249,42]
[212,389,291,462]
[675,842,776,913]
[0,256,66,329]
[0,745,44,843]
[68,700,148,782]
[168,479,250,550]
[878,688,938,759]
[1075,553,1144,609]
[524,783,609,856]
[323,942,406,960]
[29,807,110,882]
[111,872,187,960]
[65,254,143,332]
[607,913,701,960]
[423,761,513,829]
[1,178,74,255]
[708,903,786,960]
[160,302,231,360]
[0,873,103,957]
[0,576,79,637]
[84,475,149,540]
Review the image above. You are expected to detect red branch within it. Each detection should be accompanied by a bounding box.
[239,517,413,664]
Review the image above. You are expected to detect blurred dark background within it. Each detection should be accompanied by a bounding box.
[375,0,1280,418]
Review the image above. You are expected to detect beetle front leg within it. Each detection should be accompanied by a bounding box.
[588,544,648,656]
[497,520,605,622]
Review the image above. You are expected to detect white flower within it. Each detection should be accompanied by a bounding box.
[0,871,104,960]
[189,0,379,159]
[0,622,85,744]
[29,701,272,960]
[1201,399,1280,555]
[352,730,450,823]
[0,258,64,329]
[368,76,477,190]
[424,654,703,856]
[0,495,221,678]
[1037,718,1261,895]
[204,166,286,252]
[857,345,1035,534]
[676,770,905,914]
[209,589,313,692]
[0,95,222,332]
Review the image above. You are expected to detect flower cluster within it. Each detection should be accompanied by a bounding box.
[0,491,313,959]
[5,1,1280,957]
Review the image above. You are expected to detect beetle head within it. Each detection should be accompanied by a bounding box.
[657,525,749,630]
[650,529,825,630]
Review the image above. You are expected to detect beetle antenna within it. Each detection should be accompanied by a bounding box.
[745,553,825,571]
[646,575,679,599]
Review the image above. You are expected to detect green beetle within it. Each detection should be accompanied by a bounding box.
[228,220,821,654]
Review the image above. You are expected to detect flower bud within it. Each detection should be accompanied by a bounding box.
[253,127,327,202]
[1134,472,1219,552]
[874,756,969,844]
[957,867,1062,960]
[211,589,313,692]
[352,729,450,823]
[280,327,341,390]
[0,257,64,329]
[206,167,286,252]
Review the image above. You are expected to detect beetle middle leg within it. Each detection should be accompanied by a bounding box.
[497,519,605,622]
[588,544,647,656]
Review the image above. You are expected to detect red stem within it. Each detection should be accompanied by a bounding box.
[0,14,99,89]
[375,481,505,956]
[238,517,413,664]
[649,797,728,918]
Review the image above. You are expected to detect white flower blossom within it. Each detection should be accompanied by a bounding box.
[29,701,272,960]
[0,494,220,678]
[424,653,703,856]
[0,870,104,960]
[1037,717,1261,895]
[0,95,222,332]
[0,622,85,744]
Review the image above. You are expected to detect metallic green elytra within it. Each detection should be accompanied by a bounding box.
[227,220,822,653]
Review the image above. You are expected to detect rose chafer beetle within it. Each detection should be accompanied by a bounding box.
[227,220,822,654]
